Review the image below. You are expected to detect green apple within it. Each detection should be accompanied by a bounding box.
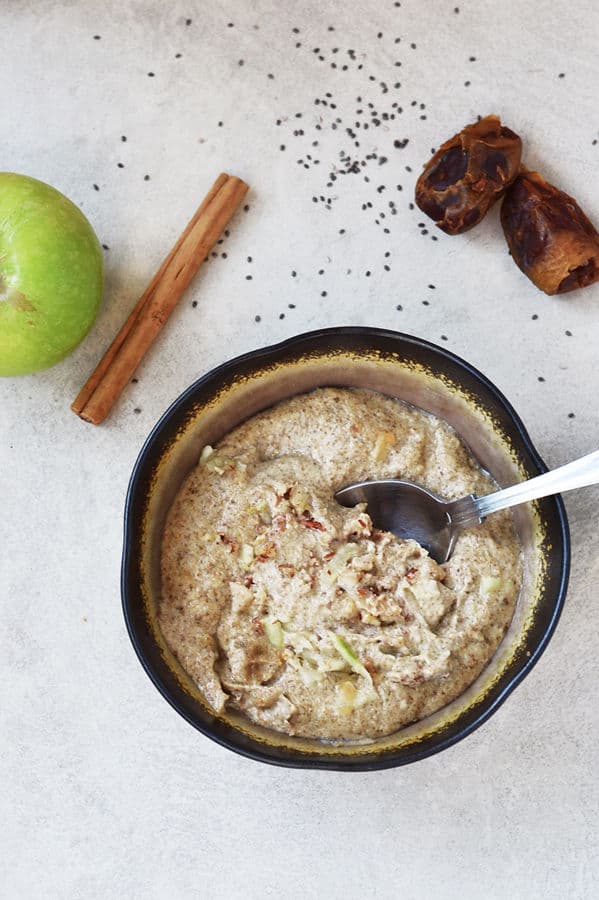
[0,173,104,376]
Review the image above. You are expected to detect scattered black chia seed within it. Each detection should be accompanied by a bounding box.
[279,313,285,319]
[396,304,403,311]
[532,314,538,320]
[246,274,252,280]
[93,184,99,191]
[255,315,261,322]
[244,204,249,211]
[422,300,430,306]
[144,174,150,181]
[247,256,253,263]
[288,303,296,308]
[291,271,297,277]
[102,244,109,250]
[185,18,192,25]
[568,412,575,418]
[175,53,182,58]
[238,59,244,66]
[121,135,127,142]
[132,378,139,384]
[321,290,327,296]
[148,72,155,77]
[117,163,124,168]
[565,330,572,336]
[428,284,436,289]
[133,408,141,414]
[272,26,457,245]
[538,376,545,382]
[441,335,448,341]
[559,72,565,78]
[93,35,101,40]
[192,300,198,308]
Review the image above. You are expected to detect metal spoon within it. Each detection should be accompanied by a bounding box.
[335,448,599,563]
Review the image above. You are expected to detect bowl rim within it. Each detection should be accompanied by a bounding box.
[121,326,570,770]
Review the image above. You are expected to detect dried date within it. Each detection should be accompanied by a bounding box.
[415,115,522,235]
[501,169,599,294]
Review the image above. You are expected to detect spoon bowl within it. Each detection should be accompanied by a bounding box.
[335,479,478,563]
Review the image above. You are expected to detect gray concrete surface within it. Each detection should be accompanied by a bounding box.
[2,1,598,897]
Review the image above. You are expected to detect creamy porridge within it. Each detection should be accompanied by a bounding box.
[160,388,521,741]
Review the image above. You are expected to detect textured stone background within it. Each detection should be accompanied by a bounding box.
[1,1,598,897]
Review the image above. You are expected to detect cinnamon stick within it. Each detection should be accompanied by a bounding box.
[72,173,229,416]
[72,173,248,425]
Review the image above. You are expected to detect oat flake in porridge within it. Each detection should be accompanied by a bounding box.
[160,388,521,741]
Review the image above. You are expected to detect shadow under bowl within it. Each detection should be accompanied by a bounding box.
[122,327,569,770]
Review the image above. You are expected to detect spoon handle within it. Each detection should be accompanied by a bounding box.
[474,448,599,519]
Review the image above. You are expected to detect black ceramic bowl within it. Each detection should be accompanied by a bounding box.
[122,328,569,770]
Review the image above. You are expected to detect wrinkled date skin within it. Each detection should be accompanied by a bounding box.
[415,115,522,235]
[501,170,599,294]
